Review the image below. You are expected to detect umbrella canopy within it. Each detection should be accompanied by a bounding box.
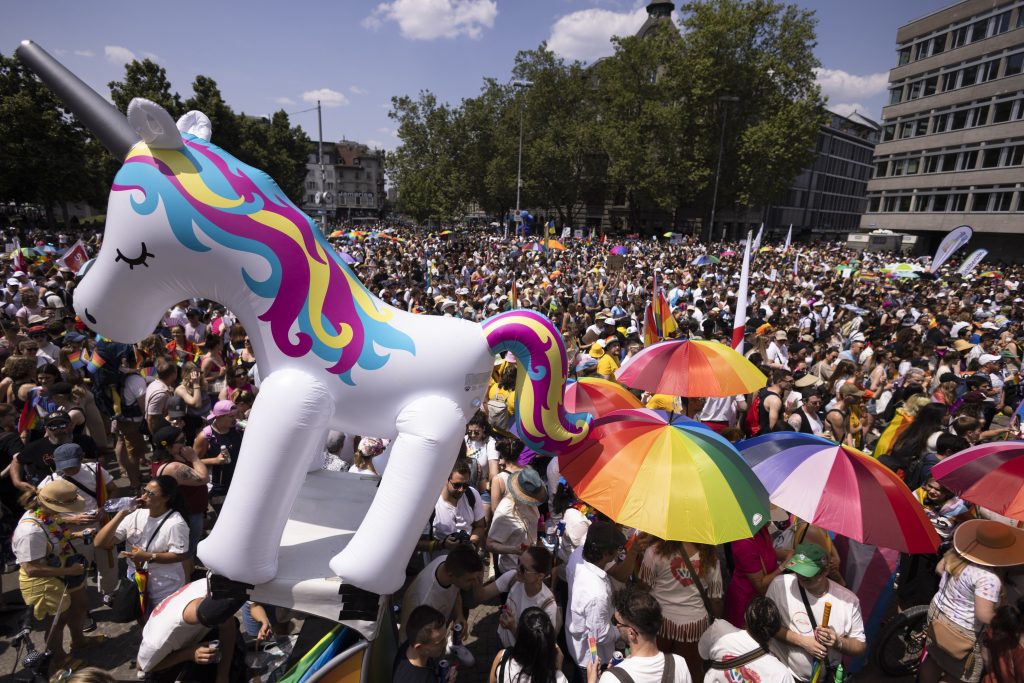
[978,271,1003,279]
[663,231,676,238]
[691,255,720,266]
[546,239,567,251]
[328,230,345,238]
[720,250,737,257]
[758,246,774,253]
[338,252,358,265]
[610,245,628,256]
[932,441,1024,520]
[440,229,453,235]
[564,377,642,418]
[752,443,939,553]
[559,409,770,543]
[615,339,767,398]
[736,432,835,469]
[882,262,925,273]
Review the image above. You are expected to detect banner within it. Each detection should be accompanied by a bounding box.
[751,223,764,253]
[783,224,792,253]
[929,225,972,273]
[956,248,987,277]
[59,240,90,273]
[732,231,752,353]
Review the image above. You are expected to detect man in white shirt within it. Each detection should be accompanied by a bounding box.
[596,586,691,682]
[697,395,748,432]
[567,521,626,671]
[145,358,179,433]
[418,459,487,562]
[699,596,795,683]
[767,543,866,682]
[766,331,791,369]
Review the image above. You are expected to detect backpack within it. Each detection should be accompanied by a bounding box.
[486,390,513,432]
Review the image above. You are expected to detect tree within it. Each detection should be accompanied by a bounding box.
[108,59,183,117]
[183,75,241,153]
[233,111,311,204]
[0,53,100,227]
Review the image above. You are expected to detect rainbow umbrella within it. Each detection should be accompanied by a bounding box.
[736,432,835,468]
[564,377,642,418]
[610,245,628,256]
[559,409,770,543]
[440,229,453,235]
[329,230,345,238]
[720,250,737,257]
[752,443,939,553]
[932,442,1024,520]
[978,271,1003,279]
[615,339,767,398]
[134,566,149,618]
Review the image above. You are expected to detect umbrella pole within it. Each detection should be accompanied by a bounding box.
[550,521,564,591]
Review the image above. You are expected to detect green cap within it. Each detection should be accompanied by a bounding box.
[784,542,828,578]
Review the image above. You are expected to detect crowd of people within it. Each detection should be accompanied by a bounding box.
[2,222,1024,683]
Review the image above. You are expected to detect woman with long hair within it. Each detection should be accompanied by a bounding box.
[95,474,190,616]
[148,425,209,575]
[985,597,1024,683]
[637,538,723,679]
[495,547,560,648]
[174,361,209,442]
[489,606,567,683]
[200,335,227,402]
[881,402,947,491]
[919,520,1024,683]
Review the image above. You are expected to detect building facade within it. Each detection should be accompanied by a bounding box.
[300,140,386,224]
[860,0,1024,255]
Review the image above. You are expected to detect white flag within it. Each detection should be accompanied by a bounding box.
[956,248,987,277]
[751,223,764,253]
[732,231,752,354]
[930,225,972,273]
[783,224,792,252]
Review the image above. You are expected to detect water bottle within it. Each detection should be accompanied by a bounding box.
[438,659,450,680]
[452,623,463,646]
[833,664,845,683]
[103,496,138,513]
[220,445,232,465]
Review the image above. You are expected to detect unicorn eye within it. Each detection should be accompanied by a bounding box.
[115,242,155,270]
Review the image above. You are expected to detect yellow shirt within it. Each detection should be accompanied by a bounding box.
[487,383,515,413]
[645,394,681,412]
[596,354,620,378]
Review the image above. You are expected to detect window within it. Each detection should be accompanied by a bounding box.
[942,71,958,91]
[891,159,906,176]
[889,87,903,105]
[992,11,1012,36]
[957,150,978,170]
[1009,145,1024,166]
[306,181,316,190]
[1006,53,1024,76]
[868,196,881,212]
[933,194,949,212]
[898,47,912,65]
[979,60,999,82]
[906,158,920,174]
[923,76,938,97]
[900,121,915,138]
[933,112,950,133]
[924,155,942,173]
[982,148,1002,167]
[883,124,896,141]
[914,194,932,212]
[951,193,969,212]
[960,65,977,87]
[975,105,988,127]
[950,26,968,49]
[931,33,947,55]
[973,192,992,211]
[1019,9,1024,28]
[994,99,1015,122]
[950,109,970,130]
[914,118,929,136]
[968,19,987,43]
[908,80,923,100]
[875,161,888,177]
[943,152,959,169]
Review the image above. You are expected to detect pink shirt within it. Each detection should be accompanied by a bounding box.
[724,527,778,627]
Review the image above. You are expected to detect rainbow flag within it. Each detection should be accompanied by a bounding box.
[644,270,677,345]
[18,392,41,433]
[66,349,85,370]
[94,464,108,510]
[872,408,913,458]
[85,349,106,374]
[139,366,157,380]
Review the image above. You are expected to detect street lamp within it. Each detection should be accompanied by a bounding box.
[512,79,532,235]
[709,95,739,243]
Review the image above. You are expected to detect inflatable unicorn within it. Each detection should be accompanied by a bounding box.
[18,41,588,594]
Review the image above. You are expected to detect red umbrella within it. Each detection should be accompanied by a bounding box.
[615,339,766,397]
[932,441,1024,520]
[564,378,641,418]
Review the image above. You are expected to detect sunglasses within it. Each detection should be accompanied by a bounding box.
[448,480,468,490]
[141,489,159,498]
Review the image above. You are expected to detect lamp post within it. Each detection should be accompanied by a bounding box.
[512,80,532,236]
[709,95,739,243]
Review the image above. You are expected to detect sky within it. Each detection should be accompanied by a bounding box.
[4,0,952,151]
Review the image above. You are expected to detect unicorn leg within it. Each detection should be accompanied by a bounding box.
[198,368,333,585]
[329,395,464,595]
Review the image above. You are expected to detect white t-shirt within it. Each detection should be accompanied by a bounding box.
[766,574,865,682]
[114,509,190,606]
[495,570,561,648]
[399,556,460,632]
[121,373,148,422]
[137,579,210,672]
[489,496,539,574]
[698,619,795,683]
[38,463,114,513]
[144,379,173,419]
[495,654,569,683]
[429,488,485,544]
[597,653,691,683]
[12,511,59,564]
[464,436,498,488]
[933,565,1002,630]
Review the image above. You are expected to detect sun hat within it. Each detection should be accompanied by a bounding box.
[38,479,86,514]
[794,373,822,388]
[206,400,237,421]
[952,339,975,352]
[839,384,865,399]
[953,519,1024,567]
[53,443,84,471]
[774,330,788,341]
[508,468,547,506]
[783,542,829,577]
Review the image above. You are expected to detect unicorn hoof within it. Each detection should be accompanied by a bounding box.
[329,551,404,596]
[198,538,278,586]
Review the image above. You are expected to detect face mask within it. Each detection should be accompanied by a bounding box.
[805,356,815,364]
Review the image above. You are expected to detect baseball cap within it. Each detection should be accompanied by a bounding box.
[784,542,829,578]
[207,400,237,421]
[979,353,1002,365]
[6,277,19,286]
[44,410,72,428]
[53,442,84,470]
[166,395,187,419]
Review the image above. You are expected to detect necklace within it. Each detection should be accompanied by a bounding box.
[32,507,75,557]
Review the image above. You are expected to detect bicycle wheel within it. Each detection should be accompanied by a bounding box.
[874,603,930,676]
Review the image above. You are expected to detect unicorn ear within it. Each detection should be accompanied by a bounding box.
[126,98,184,150]
[176,110,212,142]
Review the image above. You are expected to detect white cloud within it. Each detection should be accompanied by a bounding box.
[350,86,368,95]
[829,102,869,118]
[274,96,296,105]
[815,68,889,101]
[104,45,137,65]
[73,49,95,58]
[363,0,497,40]
[547,6,649,62]
[302,88,349,108]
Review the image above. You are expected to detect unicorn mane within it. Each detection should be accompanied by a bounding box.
[111,134,414,384]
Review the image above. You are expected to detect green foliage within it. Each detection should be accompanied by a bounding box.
[108,59,183,117]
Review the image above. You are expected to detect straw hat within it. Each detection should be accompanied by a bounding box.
[508,468,547,507]
[952,339,975,352]
[953,519,1024,567]
[38,479,86,514]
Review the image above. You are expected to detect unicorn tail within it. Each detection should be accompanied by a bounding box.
[481,310,590,456]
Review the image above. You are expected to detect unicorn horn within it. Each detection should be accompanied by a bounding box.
[16,40,140,159]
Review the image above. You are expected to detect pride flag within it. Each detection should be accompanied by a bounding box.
[66,349,85,370]
[873,408,913,458]
[85,349,106,374]
[18,392,41,433]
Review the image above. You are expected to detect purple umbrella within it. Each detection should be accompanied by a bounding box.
[610,245,628,256]
[339,252,358,265]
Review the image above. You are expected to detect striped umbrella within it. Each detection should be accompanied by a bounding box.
[564,377,642,418]
[752,443,939,553]
[932,441,1024,520]
[691,254,720,266]
[615,339,767,398]
[558,409,770,543]
[736,432,835,468]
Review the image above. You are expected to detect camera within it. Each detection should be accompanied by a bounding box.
[446,530,471,545]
